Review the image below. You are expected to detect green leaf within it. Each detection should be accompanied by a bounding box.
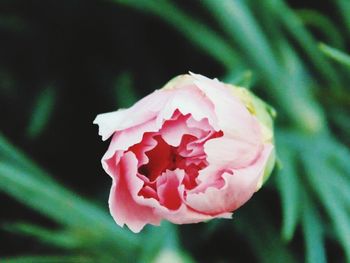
[319,137,350,179]
[3,222,82,249]
[0,133,139,254]
[277,41,326,134]
[202,0,279,79]
[234,201,297,263]
[152,249,195,263]
[139,223,194,263]
[0,162,86,226]
[323,169,350,211]
[114,72,137,108]
[230,70,255,88]
[0,132,60,188]
[275,145,300,241]
[301,193,327,263]
[304,155,350,262]
[331,109,350,139]
[202,0,326,134]
[26,86,56,139]
[0,162,137,246]
[2,255,94,263]
[265,0,341,90]
[319,43,350,68]
[336,0,350,34]
[297,9,344,49]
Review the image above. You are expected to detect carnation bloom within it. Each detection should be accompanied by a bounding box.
[94,73,275,233]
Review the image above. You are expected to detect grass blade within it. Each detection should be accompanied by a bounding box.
[0,162,137,247]
[202,0,279,78]
[2,255,94,263]
[203,0,326,134]
[114,72,137,108]
[319,43,350,68]
[297,9,344,49]
[304,155,350,262]
[336,0,350,34]
[0,132,56,186]
[234,201,297,263]
[301,193,327,263]
[229,70,254,89]
[26,86,56,139]
[3,222,82,249]
[275,145,300,241]
[0,133,139,255]
[267,0,341,89]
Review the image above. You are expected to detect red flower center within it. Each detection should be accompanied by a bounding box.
[138,134,208,188]
[127,112,223,203]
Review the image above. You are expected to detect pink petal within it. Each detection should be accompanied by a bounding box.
[204,136,262,169]
[156,85,219,130]
[186,145,273,215]
[107,153,220,231]
[94,90,170,141]
[101,119,159,175]
[108,152,161,233]
[128,133,158,167]
[142,169,230,224]
[160,113,205,147]
[190,72,261,144]
[157,169,185,210]
[93,109,128,141]
[162,199,232,224]
[138,135,175,182]
[184,129,222,158]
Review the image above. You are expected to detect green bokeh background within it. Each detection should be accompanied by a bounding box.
[1,0,350,262]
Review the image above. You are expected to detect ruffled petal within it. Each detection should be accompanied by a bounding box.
[94,90,170,140]
[157,169,185,210]
[190,72,261,144]
[159,115,202,147]
[186,145,273,215]
[204,136,262,169]
[108,152,162,233]
[156,85,219,130]
[101,119,159,176]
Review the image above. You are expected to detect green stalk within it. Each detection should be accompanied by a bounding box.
[202,0,326,134]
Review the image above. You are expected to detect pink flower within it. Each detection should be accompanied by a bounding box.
[94,73,275,233]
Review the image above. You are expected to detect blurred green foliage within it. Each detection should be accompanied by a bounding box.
[26,86,56,139]
[319,43,350,68]
[1,0,350,262]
